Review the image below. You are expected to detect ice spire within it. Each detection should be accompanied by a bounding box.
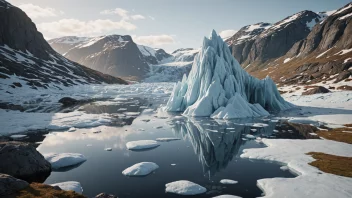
[164,30,293,119]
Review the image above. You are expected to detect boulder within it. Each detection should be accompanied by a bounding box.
[334,71,351,83]
[0,142,51,182]
[302,86,331,95]
[0,174,29,196]
[58,97,79,107]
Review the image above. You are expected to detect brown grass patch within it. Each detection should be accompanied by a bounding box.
[317,126,352,144]
[14,183,86,198]
[307,152,352,178]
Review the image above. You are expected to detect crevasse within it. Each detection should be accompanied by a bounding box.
[164,30,294,119]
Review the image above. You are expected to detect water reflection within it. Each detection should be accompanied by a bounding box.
[169,117,286,177]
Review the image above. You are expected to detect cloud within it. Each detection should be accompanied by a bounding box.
[219,29,238,40]
[38,18,136,38]
[133,35,175,46]
[18,4,64,19]
[100,8,145,21]
[131,15,145,20]
[100,8,129,18]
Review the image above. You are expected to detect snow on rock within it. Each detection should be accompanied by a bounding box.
[44,153,87,169]
[126,140,160,150]
[50,181,83,194]
[241,139,352,198]
[220,179,238,184]
[122,162,159,176]
[156,138,181,142]
[164,30,293,119]
[165,180,207,195]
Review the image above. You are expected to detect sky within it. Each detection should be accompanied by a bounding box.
[7,0,351,52]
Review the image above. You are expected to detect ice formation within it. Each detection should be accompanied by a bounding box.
[126,140,160,150]
[164,30,293,119]
[122,162,159,176]
[165,180,207,195]
[44,153,87,169]
[220,179,238,184]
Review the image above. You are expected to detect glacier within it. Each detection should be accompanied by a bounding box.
[164,30,293,119]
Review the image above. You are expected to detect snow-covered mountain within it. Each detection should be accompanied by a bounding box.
[225,4,351,85]
[49,35,152,80]
[0,0,126,94]
[165,30,293,119]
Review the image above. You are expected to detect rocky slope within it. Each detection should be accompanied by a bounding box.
[249,3,352,85]
[0,0,127,93]
[225,3,351,85]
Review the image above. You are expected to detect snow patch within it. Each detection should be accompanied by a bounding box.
[50,181,83,194]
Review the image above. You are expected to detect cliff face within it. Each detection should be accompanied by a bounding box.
[0,0,127,91]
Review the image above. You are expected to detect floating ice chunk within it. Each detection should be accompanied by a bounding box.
[126,140,160,150]
[105,148,112,151]
[250,129,257,132]
[10,134,27,139]
[44,153,87,169]
[122,162,159,176]
[213,195,242,198]
[124,112,140,116]
[118,108,127,111]
[220,179,238,184]
[245,134,256,139]
[68,127,76,132]
[273,129,279,133]
[171,164,176,166]
[86,144,92,147]
[245,123,269,127]
[165,180,207,195]
[242,138,248,141]
[156,138,181,142]
[50,181,83,194]
[280,166,289,171]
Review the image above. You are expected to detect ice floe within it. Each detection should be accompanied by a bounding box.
[220,179,238,184]
[156,138,181,142]
[126,140,160,150]
[10,134,27,139]
[165,180,207,195]
[241,139,352,198]
[44,153,87,169]
[122,162,159,176]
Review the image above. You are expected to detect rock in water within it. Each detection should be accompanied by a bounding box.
[164,30,293,119]
[58,97,79,107]
[0,142,51,183]
[0,174,29,196]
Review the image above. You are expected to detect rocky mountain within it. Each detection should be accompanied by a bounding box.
[249,3,352,85]
[49,36,174,80]
[0,0,127,92]
[226,3,351,85]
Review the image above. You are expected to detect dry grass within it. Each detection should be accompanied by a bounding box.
[317,126,352,144]
[307,152,352,178]
[14,183,86,198]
